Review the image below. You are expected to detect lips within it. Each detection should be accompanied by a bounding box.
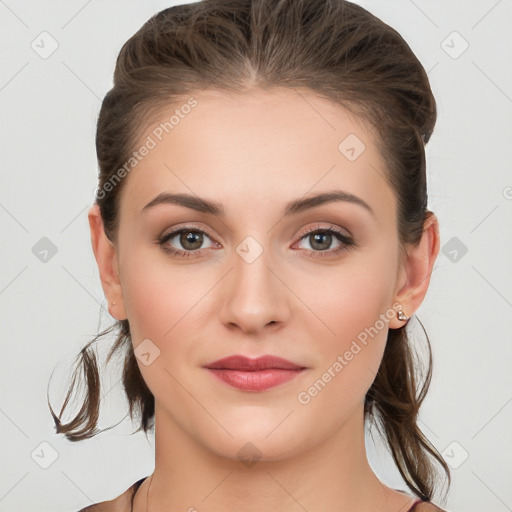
[204,355,306,391]
[205,355,304,371]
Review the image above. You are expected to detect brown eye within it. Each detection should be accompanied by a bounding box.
[295,225,355,259]
[307,231,333,251]
[158,226,218,258]
[179,230,204,250]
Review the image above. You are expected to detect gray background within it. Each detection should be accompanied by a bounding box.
[1,0,511,511]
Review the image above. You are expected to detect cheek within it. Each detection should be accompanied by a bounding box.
[120,247,209,342]
[305,247,398,347]
[118,253,208,399]
[295,246,398,402]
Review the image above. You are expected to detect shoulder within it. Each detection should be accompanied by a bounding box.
[77,478,146,512]
[77,491,131,512]
[77,487,132,512]
[409,501,447,512]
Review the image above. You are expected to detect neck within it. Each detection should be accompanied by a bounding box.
[134,403,404,512]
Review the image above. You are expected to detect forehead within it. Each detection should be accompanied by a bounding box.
[118,87,396,224]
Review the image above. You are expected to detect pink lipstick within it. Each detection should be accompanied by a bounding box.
[204,355,306,391]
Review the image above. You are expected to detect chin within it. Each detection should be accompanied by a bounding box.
[219,433,306,465]
[191,415,307,464]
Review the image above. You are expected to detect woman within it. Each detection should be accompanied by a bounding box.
[49,0,451,510]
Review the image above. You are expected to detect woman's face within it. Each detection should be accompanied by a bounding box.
[106,88,410,460]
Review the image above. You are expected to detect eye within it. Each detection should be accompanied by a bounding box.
[157,226,219,258]
[294,224,355,258]
[156,223,355,259]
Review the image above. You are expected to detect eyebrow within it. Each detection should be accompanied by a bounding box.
[142,190,374,217]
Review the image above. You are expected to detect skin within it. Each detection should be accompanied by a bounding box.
[88,87,440,512]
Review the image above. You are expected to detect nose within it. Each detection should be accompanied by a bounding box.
[218,240,291,336]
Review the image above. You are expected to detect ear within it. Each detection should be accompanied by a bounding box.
[388,212,440,329]
[88,204,127,320]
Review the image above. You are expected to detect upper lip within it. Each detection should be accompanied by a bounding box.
[204,355,305,371]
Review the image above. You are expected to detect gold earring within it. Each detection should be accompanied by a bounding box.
[397,309,409,321]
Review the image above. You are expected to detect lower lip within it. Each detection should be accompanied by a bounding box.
[206,368,305,391]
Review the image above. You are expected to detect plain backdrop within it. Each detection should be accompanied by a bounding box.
[1,1,511,511]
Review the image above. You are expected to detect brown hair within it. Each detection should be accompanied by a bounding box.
[48,0,450,503]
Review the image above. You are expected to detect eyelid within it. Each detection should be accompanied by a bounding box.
[296,223,352,239]
[159,223,217,241]
[159,222,351,241]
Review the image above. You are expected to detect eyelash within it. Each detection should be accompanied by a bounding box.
[157,224,355,259]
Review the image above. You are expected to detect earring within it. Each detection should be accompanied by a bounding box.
[397,309,409,321]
